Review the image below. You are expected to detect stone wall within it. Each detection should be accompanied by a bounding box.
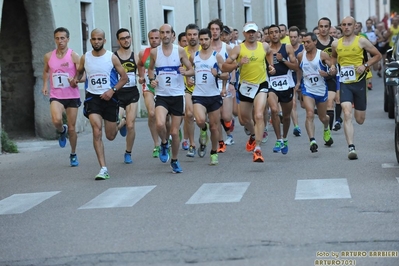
[0,0,35,137]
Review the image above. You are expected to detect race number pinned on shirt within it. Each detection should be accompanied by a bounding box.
[158,70,177,87]
[123,72,136,87]
[88,73,110,90]
[307,74,324,87]
[52,73,69,89]
[239,80,259,99]
[340,65,356,82]
[270,75,289,91]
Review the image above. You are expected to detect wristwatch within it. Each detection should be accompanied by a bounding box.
[364,63,369,68]
[280,58,287,62]
[112,87,117,92]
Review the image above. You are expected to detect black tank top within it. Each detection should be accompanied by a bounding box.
[114,51,137,89]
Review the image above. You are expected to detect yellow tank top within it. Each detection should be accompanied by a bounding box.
[237,42,266,84]
[281,35,291,44]
[184,46,201,93]
[336,36,366,83]
[389,25,399,47]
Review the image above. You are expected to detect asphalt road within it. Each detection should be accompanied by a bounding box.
[0,72,398,266]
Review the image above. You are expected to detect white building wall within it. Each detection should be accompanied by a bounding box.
[277,0,288,25]
[306,0,338,30]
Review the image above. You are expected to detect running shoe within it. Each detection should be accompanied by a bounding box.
[229,118,235,132]
[253,149,264,163]
[186,145,196,157]
[273,140,283,153]
[199,123,209,145]
[348,146,358,160]
[281,140,288,154]
[323,128,334,146]
[210,153,219,165]
[58,124,68,148]
[262,129,269,143]
[119,116,127,137]
[95,169,110,180]
[224,135,235,146]
[246,136,256,152]
[332,121,341,131]
[170,160,183,173]
[124,153,133,164]
[70,154,79,167]
[159,144,170,163]
[152,146,160,158]
[217,141,227,153]
[181,140,189,150]
[293,126,301,137]
[310,140,318,153]
[198,144,207,158]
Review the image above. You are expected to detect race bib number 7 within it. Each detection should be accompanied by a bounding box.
[239,80,259,99]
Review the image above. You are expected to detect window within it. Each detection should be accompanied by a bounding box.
[139,0,147,45]
[244,5,252,22]
[163,7,174,26]
[80,1,93,54]
[108,0,120,51]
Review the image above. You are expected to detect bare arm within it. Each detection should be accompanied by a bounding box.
[359,37,382,67]
[330,40,338,66]
[137,50,146,84]
[147,48,158,88]
[264,42,276,74]
[284,44,299,71]
[222,45,241,72]
[112,54,128,90]
[70,54,86,88]
[295,52,303,87]
[42,52,51,95]
[178,47,194,76]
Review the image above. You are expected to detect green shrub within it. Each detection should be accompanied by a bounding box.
[1,129,18,153]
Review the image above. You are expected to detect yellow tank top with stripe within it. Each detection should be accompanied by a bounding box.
[184,45,201,93]
[336,36,366,83]
[237,42,267,84]
[389,25,399,47]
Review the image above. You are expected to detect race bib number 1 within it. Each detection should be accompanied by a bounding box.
[52,73,69,89]
[340,65,356,82]
[239,80,259,99]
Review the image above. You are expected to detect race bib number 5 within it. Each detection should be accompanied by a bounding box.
[340,65,356,82]
[239,80,259,99]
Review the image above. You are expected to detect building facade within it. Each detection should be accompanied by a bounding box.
[0,0,391,148]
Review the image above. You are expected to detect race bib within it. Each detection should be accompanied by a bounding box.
[239,80,259,99]
[88,73,110,90]
[52,73,69,89]
[269,75,289,91]
[306,74,324,87]
[158,70,177,88]
[340,65,356,82]
[123,72,136,87]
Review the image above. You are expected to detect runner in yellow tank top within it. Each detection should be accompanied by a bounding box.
[223,22,275,163]
[181,24,201,157]
[388,16,399,48]
[331,16,381,160]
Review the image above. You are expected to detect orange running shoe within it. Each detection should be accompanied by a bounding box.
[246,136,256,152]
[217,141,226,153]
[253,149,264,162]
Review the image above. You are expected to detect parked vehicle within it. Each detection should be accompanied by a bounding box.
[385,61,399,162]
[384,33,399,119]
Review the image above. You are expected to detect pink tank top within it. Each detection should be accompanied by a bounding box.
[48,48,80,99]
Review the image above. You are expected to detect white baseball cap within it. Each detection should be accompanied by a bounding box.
[243,23,258,32]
